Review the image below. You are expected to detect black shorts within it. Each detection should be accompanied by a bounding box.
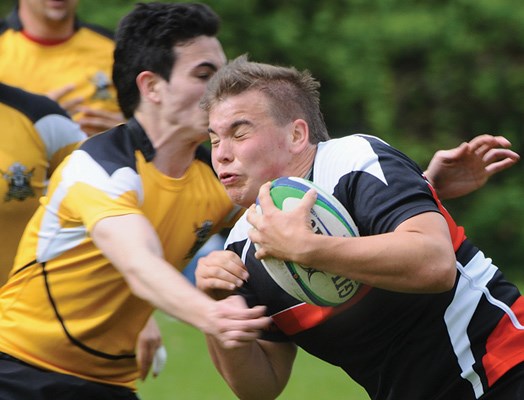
[0,353,139,400]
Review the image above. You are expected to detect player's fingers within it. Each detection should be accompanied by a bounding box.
[46,83,76,101]
[301,188,318,210]
[246,203,262,229]
[136,342,154,380]
[470,134,512,157]
[197,251,247,283]
[256,181,276,212]
[78,117,119,132]
[77,107,125,123]
[483,148,520,164]
[60,97,84,114]
[485,157,520,177]
[138,350,154,380]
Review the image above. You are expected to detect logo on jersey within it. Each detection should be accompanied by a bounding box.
[1,162,35,201]
[90,71,113,100]
[186,220,214,260]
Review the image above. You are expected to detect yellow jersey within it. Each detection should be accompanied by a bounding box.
[0,82,85,284]
[0,9,119,122]
[0,118,240,390]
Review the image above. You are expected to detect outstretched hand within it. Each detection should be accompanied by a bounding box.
[424,134,520,200]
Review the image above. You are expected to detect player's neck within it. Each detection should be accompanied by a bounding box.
[135,114,200,178]
[19,10,75,43]
[292,146,317,180]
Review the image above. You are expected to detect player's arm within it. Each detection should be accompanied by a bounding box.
[424,134,520,200]
[207,334,297,400]
[248,183,456,294]
[91,213,271,348]
[196,251,297,399]
[75,106,126,136]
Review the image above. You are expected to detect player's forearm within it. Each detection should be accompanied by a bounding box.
[122,255,215,332]
[92,215,216,332]
[297,214,456,293]
[205,336,287,400]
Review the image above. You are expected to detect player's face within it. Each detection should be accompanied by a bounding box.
[22,0,78,22]
[160,36,226,142]
[209,90,295,208]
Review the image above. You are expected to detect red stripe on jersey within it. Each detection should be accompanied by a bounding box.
[425,180,466,251]
[21,30,73,46]
[483,296,524,386]
[272,285,372,335]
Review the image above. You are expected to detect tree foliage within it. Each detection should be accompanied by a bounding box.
[2,0,522,276]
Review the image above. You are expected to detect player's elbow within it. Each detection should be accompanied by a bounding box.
[425,251,457,293]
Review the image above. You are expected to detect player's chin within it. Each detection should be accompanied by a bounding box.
[228,192,245,207]
[229,190,253,209]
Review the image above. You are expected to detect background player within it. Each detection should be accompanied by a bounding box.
[0,0,124,135]
[0,81,85,283]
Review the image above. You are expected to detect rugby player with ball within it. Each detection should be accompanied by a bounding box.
[196,55,523,400]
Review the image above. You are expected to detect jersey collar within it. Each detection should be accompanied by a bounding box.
[127,118,156,162]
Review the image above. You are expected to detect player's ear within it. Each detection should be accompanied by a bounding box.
[136,71,162,104]
[290,119,310,152]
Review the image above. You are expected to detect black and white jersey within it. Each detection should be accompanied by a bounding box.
[227,134,524,400]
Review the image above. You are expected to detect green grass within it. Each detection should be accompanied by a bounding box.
[139,278,524,399]
[137,312,369,399]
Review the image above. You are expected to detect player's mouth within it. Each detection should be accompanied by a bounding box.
[219,172,239,186]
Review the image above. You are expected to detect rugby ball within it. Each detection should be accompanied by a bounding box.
[255,176,361,307]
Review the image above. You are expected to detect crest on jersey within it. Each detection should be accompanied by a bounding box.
[90,71,112,100]
[1,162,35,201]
[186,220,214,260]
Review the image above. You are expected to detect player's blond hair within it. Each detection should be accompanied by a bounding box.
[201,55,330,143]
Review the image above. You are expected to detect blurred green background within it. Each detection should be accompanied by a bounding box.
[2,1,523,398]
[2,0,522,275]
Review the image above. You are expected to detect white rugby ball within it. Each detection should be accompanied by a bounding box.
[255,176,361,307]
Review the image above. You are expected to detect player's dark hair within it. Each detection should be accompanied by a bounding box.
[113,2,220,118]
[201,54,330,144]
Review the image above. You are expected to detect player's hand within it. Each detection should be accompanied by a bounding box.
[207,295,271,349]
[46,83,84,114]
[247,181,317,263]
[424,134,520,200]
[75,107,126,136]
[136,315,164,380]
[195,250,248,300]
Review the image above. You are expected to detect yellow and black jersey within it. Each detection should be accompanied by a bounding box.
[0,118,240,389]
[0,82,85,284]
[0,9,119,121]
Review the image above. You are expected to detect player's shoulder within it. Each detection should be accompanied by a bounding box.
[76,18,114,41]
[320,134,390,153]
[0,82,69,122]
[0,18,7,35]
[79,123,137,174]
[0,9,21,35]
